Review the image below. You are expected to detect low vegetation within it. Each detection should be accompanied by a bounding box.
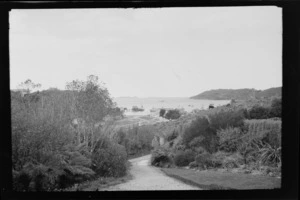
[151,100,282,180]
[159,108,182,120]
[132,106,144,112]
[246,98,282,119]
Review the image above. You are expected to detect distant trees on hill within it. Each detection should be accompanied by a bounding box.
[191,87,281,100]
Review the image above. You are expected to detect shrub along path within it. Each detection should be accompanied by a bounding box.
[100,155,200,190]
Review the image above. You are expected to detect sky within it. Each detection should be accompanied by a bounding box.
[9,6,282,98]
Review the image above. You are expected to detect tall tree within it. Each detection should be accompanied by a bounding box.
[66,75,116,148]
[17,79,41,94]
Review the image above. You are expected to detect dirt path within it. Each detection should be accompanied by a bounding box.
[101,155,200,191]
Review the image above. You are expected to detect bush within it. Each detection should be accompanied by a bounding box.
[259,144,281,167]
[195,152,212,169]
[132,106,144,112]
[13,170,31,191]
[11,76,125,191]
[244,119,281,148]
[151,148,172,168]
[164,109,181,120]
[222,153,244,168]
[159,109,166,117]
[173,150,195,167]
[182,117,217,153]
[217,127,244,152]
[247,105,270,119]
[188,161,198,168]
[269,98,281,118]
[14,163,62,191]
[209,109,245,132]
[92,137,127,177]
[195,152,223,169]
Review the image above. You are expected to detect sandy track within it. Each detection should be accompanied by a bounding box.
[101,155,199,191]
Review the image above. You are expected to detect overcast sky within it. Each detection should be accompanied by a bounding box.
[9,7,282,97]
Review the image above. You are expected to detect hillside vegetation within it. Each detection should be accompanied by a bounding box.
[11,76,155,191]
[151,97,282,180]
[190,87,281,100]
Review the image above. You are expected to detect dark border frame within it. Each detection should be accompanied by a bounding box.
[1,1,299,200]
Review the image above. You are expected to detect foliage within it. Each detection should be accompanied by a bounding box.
[193,152,224,169]
[244,119,281,148]
[194,152,215,169]
[91,137,127,177]
[236,119,281,166]
[221,153,244,168]
[247,105,271,119]
[259,144,281,167]
[151,106,281,173]
[132,106,144,112]
[182,117,217,153]
[217,127,244,152]
[269,98,281,118]
[164,109,181,120]
[17,79,41,94]
[66,75,116,124]
[11,76,126,191]
[208,109,245,132]
[113,125,155,157]
[191,87,281,100]
[151,147,172,168]
[159,109,166,117]
[173,150,195,167]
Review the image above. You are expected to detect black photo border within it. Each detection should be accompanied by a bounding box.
[1,1,299,200]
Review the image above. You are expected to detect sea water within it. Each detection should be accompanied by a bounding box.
[114,97,230,116]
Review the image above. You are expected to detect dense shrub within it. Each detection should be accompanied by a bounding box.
[259,144,281,167]
[217,127,244,152]
[11,76,125,191]
[208,109,245,132]
[269,98,281,118]
[247,105,270,119]
[235,119,281,166]
[164,109,181,120]
[13,170,31,191]
[195,153,212,169]
[182,117,217,153]
[221,153,244,168]
[159,109,166,117]
[132,106,144,112]
[244,119,281,148]
[173,150,195,167]
[188,161,198,168]
[151,147,172,167]
[91,137,127,177]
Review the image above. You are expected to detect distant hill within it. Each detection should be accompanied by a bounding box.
[190,87,281,100]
